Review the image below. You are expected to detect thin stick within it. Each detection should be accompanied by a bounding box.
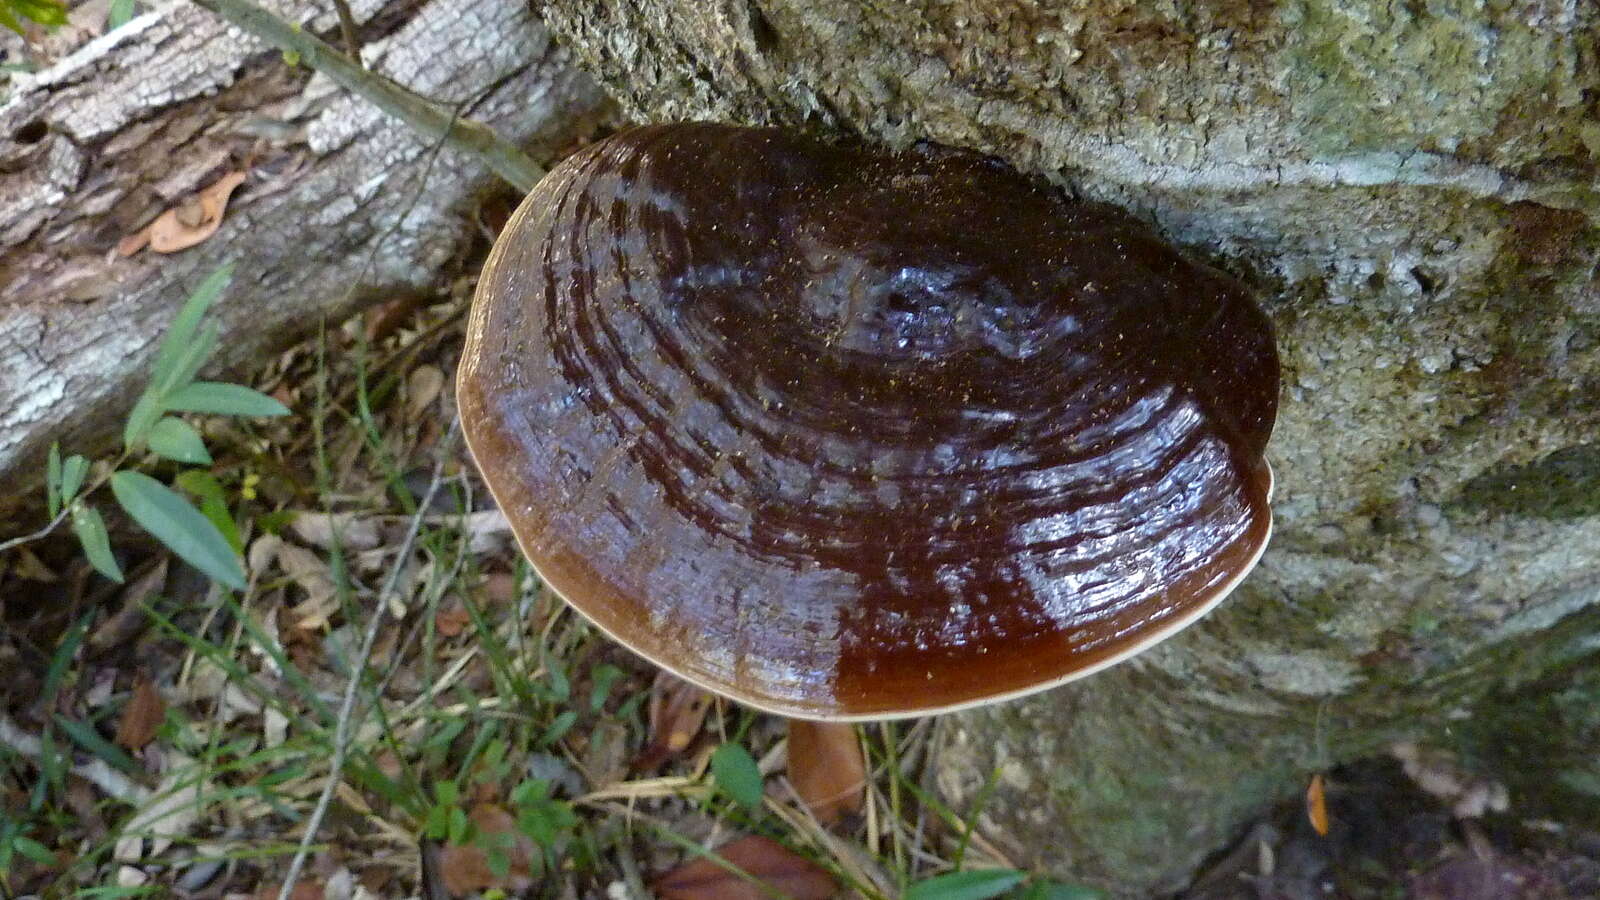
[330,0,361,64]
[0,508,68,553]
[274,452,450,900]
[187,0,544,192]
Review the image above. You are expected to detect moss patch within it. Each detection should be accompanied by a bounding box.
[1451,443,1600,520]
[1284,0,1573,156]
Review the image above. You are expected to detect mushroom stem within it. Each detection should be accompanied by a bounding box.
[787,719,867,827]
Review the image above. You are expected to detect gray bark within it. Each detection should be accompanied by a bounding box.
[0,0,610,523]
[534,0,1600,893]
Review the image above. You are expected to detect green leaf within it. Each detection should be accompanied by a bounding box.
[166,323,221,397]
[12,834,54,865]
[123,392,164,450]
[60,454,89,507]
[146,417,212,464]
[53,714,138,773]
[588,664,625,713]
[447,805,469,844]
[42,615,89,704]
[422,803,450,840]
[0,5,24,33]
[905,870,1028,900]
[516,798,576,848]
[710,742,763,811]
[150,265,232,390]
[163,381,290,417]
[71,503,123,583]
[174,469,241,554]
[110,471,245,589]
[1014,882,1106,900]
[47,442,62,518]
[106,0,134,29]
[9,0,67,27]
[539,710,577,747]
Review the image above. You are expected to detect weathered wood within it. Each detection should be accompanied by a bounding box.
[0,0,610,521]
[533,1,1600,893]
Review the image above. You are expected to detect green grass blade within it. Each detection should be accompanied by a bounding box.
[905,869,1027,900]
[53,715,139,774]
[110,471,245,589]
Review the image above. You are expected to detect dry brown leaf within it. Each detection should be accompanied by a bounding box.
[14,547,59,582]
[89,558,168,652]
[438,803,536,896]
[119,170,247,256]
[638,671,714,770]
[480,572,519,605]
[115,673,165,751]
[246,534,284,577]
[288,511,382,551]
[250,880,324,900]
[787,720,864,827]
[275,543,338,629]
[1306,773,1329,837]
[405,365,446,421]
[435,600,471,638]
[654,835,838,900]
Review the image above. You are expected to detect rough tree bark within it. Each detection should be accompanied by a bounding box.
[531,1,1600,893]
[0,0,610,524]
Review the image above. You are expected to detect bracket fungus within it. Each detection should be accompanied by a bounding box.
[458,124,1278,721]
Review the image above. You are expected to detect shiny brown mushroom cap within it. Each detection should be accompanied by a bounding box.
[457,124,1278,720]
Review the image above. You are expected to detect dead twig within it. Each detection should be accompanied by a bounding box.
[274,440,454,900]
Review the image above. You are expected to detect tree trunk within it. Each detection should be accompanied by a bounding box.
[0,0,611,526]
[534,1,1600,893]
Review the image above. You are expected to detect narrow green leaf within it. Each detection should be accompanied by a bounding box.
[163,381,289,417]
[150,264,232,390]
[106,0,134,29]
[53,715,139,773]
[110,471,245,589]
[12,834,54,865]
[588,663,625,713]
[46,442,62,518]
[160,318,220,395]
[710,742,763,811]
[42,616,89,703]
[71,503,123,583]
[61,454,89,507]
[1015,882,1106,900]
[906,870,1027,900]
[539,710,577,747]
[146,417,212,465]
[12,0,67,26]
[123,392,164,450]
[174,469,241,554]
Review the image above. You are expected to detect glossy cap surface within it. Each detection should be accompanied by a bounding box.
[458,124,1278,719]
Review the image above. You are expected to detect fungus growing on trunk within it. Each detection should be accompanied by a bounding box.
[457,123,1278,720]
